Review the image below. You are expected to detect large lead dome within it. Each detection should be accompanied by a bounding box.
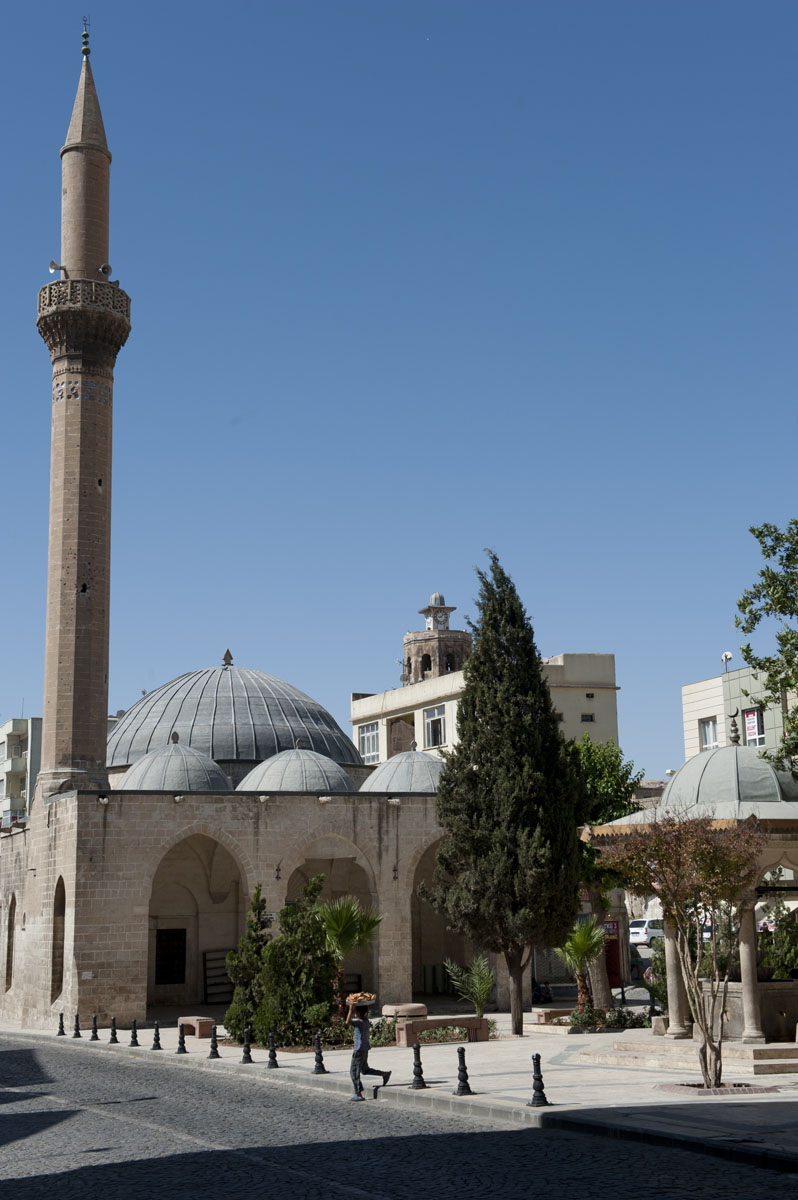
[107,662,361,784]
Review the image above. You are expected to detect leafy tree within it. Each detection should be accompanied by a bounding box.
[554,917,605,1011]
[575,734,643,1008]
[423,551,585,1035]
[224,884,272,1041]
[317,895,383,1015]
[252,876,339,1046]
[443,954,495,1018]
[602,815,765,1088]
[758,870,798,979]
[736,519,798,771]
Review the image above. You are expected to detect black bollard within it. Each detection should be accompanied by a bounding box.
[109,1017,118,1044]
[176,1022,187,1054]
[241,1026,253,1065]
[527,1052,549,1108]
[208,1024,220,1060]
[57,1013,65,1036]
[73,1014,82,1039]
[452,1045,473,1096]
[312,1031,327,1075]
[410,1042,427,1090]
[266,1031,279,1069]
[129,1019,139,1047]
[90,1015,99,1042]
[152,1021,162,1050]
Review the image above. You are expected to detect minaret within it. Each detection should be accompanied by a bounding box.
[35,29,131,796]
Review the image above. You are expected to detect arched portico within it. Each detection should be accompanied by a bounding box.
[285,835,378,993]
[147,834,245,1008]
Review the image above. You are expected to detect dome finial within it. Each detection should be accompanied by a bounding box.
[222,648,233,666]
[81,16,91,56]
[728,708,740,745]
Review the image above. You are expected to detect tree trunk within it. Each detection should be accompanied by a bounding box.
[505,946,525,1035]
[586,881,613,1011]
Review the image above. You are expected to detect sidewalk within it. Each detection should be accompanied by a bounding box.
[3,1012,798,1174]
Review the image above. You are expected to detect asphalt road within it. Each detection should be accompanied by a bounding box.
[0,1036,790,1199]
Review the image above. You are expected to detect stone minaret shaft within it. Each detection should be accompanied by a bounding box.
[36,39,130,795]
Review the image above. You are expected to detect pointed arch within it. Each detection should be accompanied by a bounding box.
[51,878,67,1003]
[5,894,16,992]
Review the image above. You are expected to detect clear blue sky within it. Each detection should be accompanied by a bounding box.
[2,2,796,778]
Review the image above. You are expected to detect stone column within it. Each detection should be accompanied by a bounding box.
[738,904,765,1043]
[663,918,691,1038]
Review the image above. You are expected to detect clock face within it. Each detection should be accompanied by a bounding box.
[434,611,448,630]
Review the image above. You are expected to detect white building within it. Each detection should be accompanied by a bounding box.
[351,592,619,763]
[0,717,41,827]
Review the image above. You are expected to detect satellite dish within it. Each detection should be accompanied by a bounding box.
[399,673,409,683]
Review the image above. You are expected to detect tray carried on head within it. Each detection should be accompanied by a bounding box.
[346,991,376,1006]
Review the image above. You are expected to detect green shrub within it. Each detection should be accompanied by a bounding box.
[443,954,494,1017]
[251,876,339,1047]
[224,884,272,1041]
[644,941,669,1010]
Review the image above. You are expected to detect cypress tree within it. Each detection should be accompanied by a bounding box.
[424,552,585,1033]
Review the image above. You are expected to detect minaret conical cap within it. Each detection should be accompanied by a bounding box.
[62,55,110,159]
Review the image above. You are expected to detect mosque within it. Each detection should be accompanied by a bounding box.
[0,35,494,1029]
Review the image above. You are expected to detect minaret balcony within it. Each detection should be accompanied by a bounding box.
[38,278,130,321]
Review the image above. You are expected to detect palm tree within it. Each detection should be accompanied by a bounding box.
[555,917,606,1012]
[318,896,383,1014]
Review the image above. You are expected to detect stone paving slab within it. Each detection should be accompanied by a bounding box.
[3,1016,798,1172]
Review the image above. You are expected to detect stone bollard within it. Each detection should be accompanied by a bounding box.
[90,1015,99,1042]
[410,1042,427,1090]
[176,1023,187,1055]
[208,1024,220,1060]
[241,1027,253,1065]
[312,1031,327,1075]
[57,1013,65,1036]
[109,1017,118,1044]
[266,1031,279,1069]
[73,1014,82,1039]
[527,1052,549,1108]
[152,1021,162,1051]
[452,1045,473,1096]
[129,1019,139,1047]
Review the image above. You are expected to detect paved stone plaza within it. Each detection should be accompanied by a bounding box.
[1,1032,794,1199]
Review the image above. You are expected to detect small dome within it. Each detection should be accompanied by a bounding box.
[117,741,231,792]
[237,748,355,794]
[659,745,796,818]
[360,750,443,794]
[429,592,446,606]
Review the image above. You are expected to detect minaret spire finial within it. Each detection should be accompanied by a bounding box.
[82,17,90,56]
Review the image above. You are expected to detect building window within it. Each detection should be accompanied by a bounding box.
[424,705,446,748]
[555,712,564,722]
[51,877,66,1003]
[359,722,379,764]
[585,692,594,699]
[581,713,595,723]
[744,708,765,748]
[699,717,718,751]
[421,653,432,677]
[5,895,15,992]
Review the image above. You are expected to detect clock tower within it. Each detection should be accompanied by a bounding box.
[402,592,471,686]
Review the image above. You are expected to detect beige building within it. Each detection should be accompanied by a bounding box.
[352,592,619,764]
[682,665,788,761]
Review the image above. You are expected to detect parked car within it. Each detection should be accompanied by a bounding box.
[629,918,664,947]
